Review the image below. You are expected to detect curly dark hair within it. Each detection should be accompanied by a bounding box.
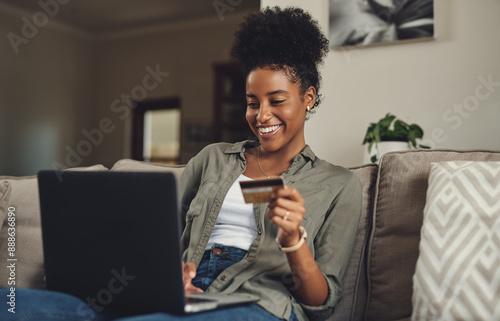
[231,6,329,111]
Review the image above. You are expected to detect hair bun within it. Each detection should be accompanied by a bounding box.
[231,6,329,110]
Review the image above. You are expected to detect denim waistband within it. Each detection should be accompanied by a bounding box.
[192,244,248,291]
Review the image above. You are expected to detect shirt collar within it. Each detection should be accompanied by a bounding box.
[224,140,316,163]
[299,144,316,162]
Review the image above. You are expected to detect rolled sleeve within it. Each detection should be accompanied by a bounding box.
[298,272,342,320]
[299,173,362,320]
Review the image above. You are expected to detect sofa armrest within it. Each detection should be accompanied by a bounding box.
[0,164,108,289]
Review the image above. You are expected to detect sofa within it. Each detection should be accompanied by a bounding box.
[1,149,499,320]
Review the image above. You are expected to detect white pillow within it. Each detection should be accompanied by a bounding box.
[412,161,500,320]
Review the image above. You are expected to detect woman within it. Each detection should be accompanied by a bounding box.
[175,6,362,321]
[0,6,361,321]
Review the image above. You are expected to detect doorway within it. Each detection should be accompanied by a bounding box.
[132,97,181,164]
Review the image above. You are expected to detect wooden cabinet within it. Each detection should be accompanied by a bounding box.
[212,62,255,143]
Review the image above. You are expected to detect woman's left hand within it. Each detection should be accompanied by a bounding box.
[267,187,305,247]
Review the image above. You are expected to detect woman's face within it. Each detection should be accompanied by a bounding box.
[245,67,314,154]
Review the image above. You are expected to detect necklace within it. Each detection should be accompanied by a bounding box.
[257,147,272,178]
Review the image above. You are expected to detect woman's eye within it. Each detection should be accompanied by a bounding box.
[246,102,258,108]
[272,100,284,105]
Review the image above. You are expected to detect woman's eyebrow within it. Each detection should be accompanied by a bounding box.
[266,90,288,96]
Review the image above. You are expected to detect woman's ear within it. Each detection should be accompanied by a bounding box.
[305,86,316,109]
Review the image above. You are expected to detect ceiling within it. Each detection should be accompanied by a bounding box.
[1,0,260,33]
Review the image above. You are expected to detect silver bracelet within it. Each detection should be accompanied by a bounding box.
[276,226,307,253]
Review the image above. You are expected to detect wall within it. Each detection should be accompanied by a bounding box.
[0,3,95,176]
[261,0,500,166]
[3,1,499,174]
[0,3,254,175]
[87,14,247,167]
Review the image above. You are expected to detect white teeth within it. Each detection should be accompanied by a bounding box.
[259,125,280,134]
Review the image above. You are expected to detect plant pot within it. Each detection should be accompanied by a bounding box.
[363,141,411,164]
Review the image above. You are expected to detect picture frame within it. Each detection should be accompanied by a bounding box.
[329,0,434,48]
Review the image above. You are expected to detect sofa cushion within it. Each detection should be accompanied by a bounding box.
[0,164,108,289]
[412,161,500,320]
[365,149,500,321]
[0,181,11,231]
[111,159,185,180]
[330,164,378,321]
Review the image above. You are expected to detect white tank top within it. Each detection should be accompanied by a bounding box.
[206,174,257,250]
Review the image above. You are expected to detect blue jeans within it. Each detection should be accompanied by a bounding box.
[0,287,110,321]
[0,288,295,321]
[0,246,298,321]
[192,244,248,291]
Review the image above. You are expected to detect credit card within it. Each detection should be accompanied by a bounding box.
[239,177,284,204]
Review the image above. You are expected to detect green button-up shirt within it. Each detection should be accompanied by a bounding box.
[180,141,361,321]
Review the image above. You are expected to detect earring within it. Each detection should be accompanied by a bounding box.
[306,106,310,112]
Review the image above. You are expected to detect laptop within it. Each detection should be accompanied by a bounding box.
[37,170,258,315]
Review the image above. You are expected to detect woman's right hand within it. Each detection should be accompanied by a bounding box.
[182,261,203,293]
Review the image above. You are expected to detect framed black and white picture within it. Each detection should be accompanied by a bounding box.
[329,0,434,48]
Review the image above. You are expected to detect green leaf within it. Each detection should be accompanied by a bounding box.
[373,123,381,143]
[379,113,395,132]
[393,120,409,138]
[362,123,377,144]
[409,124,424,139]
[370,155,378,163]
[395,119,409,128]
[368,141,373,153]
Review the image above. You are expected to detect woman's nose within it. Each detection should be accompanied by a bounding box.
[256,104,272,123]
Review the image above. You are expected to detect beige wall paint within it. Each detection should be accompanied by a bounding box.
[0,4,96,175]
[3,1,499,174]
[1,3,251,174]
[88,14,246,167]
[261,0,500,166]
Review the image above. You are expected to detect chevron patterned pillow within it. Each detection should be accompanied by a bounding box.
[412,161,500,320]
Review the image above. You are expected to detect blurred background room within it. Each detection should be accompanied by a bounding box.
[1,0,499,176]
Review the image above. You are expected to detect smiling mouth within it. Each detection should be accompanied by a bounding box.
[258,124,281,135]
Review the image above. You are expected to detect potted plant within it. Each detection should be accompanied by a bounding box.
[363,113,430,163]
